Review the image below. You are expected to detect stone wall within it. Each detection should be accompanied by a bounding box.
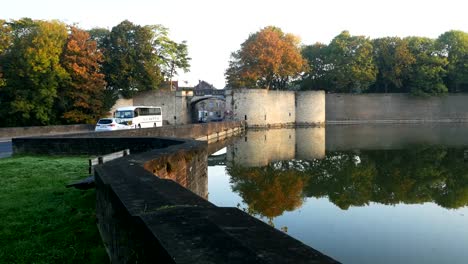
[0,124,94,139]
[226,89,326,128]
[133,90,191,125]
[296,91,326,126]
[326,93,468,123]
[228,89,296,127]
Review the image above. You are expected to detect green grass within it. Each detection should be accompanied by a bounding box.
[0,156,108,264]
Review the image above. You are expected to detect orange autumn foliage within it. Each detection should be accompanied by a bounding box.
[60,27,106,124]
[226,26,307,90]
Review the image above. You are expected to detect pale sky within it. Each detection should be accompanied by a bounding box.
[2,0,467,88]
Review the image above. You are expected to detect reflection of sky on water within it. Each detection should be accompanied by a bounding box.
[208,125,468,264]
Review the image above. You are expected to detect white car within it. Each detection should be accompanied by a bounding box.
[95,118,132,131]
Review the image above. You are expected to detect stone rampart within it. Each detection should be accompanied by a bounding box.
[326,93,468,123]
[227,89,326,127]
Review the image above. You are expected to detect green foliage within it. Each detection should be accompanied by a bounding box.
[103,20,163,98]
[370,37,415,93]
[0,156,108,263]
[326,31,377,93]
[300,42,331,90]
[404,37,448,96]
[436,30,468,92]
[0,19,68,126]
[149,25,191,87]
[227,146,468,217]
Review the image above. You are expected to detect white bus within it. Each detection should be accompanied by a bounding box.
[114,106,163,128]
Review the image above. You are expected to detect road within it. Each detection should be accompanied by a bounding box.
[0,141,12,159]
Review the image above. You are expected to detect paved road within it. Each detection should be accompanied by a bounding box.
[0,141,12,159]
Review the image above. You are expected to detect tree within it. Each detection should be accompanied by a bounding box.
[149,25,190,90]
[225,26,307,90]
[300,42,331,90]
[57,26,107,124]
[371,37,415,93]
[0,19,68,126]
[436,30,468,92]
[404,37,448,95]
[0,19,12,88]
[103,20,163,98]
[326,31,377,93]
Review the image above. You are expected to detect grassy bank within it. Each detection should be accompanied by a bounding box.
[0,156,108,263]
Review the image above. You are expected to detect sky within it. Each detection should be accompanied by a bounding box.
[2,0,467,88]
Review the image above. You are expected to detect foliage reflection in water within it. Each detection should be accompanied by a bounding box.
[207,125,468,264]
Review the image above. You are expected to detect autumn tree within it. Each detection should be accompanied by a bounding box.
[436,30,468,92]
[404,37,447,95]
[225,26,307,90]
[326,31,377,93]
[370,37,415,93]
[57,26,107,124]
[103,20,163,98]
[0,19,68,126]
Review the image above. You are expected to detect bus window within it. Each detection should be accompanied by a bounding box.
[115,110,134,118]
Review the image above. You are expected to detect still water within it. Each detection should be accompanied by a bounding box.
[207,124,468,264]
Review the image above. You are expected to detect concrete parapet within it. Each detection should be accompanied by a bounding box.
[0,124,94,140]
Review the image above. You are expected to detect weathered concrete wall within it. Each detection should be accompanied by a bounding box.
[133,90,191,125]
[326,93,468,123]
[229,89,296,127]
[296,91,326,126]
[12,122,244,155]
[0,124,94,139]
[143,144,208,199]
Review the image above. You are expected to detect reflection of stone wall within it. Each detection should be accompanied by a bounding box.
[326,123,468,151]
[228,129,296,167]
[295,128,325,160]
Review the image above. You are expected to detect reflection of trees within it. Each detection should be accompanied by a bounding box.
[227,162,306,220]
[306,146,468,209]
[227,146,468,218]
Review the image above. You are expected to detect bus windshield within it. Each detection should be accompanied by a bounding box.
[115,110,134,118]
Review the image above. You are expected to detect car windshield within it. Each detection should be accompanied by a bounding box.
[115,110,134,118]
[98,119,113,124]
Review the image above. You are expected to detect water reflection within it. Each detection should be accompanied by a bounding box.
[209,124,468,264]
[225,126,468,218]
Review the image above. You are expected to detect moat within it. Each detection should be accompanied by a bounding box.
[207,124,468,264]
